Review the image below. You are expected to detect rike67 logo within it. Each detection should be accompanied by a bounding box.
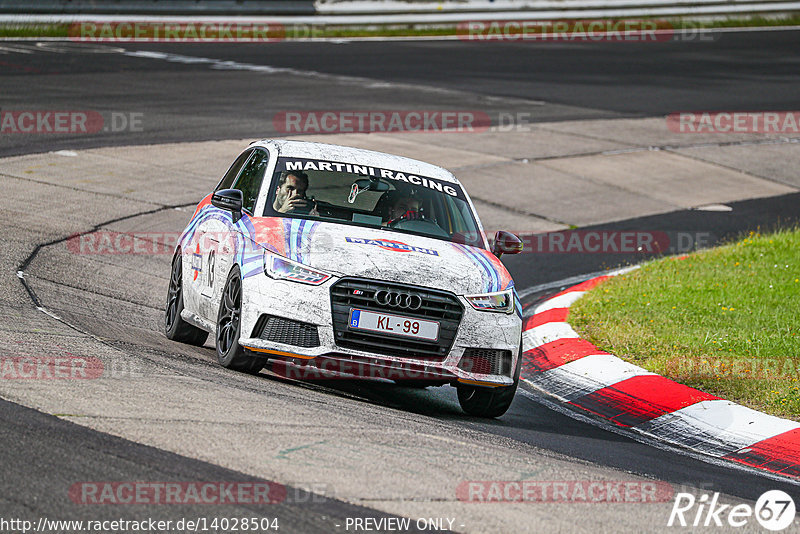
[668,490,796,530]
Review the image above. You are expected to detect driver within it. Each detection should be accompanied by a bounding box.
[273,171,317,215]
[379,190,423,226]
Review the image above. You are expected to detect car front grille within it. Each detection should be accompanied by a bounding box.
[458,348,513,376]
[330,278,463,360]
[253,315,320,348]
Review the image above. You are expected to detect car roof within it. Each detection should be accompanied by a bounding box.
[250,139,461,185]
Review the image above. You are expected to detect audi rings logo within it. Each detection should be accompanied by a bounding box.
[374,290,423,310]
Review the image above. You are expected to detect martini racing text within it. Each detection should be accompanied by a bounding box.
[277,158,463,198]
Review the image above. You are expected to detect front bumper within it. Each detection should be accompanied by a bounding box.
[238,273,522,387]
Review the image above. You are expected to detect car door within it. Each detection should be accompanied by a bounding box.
[205,148,271,323]
[184,149,253,325]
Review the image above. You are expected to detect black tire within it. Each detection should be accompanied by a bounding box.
[215,266,264,374]
[457,341,522,418]
[165,253,209,346]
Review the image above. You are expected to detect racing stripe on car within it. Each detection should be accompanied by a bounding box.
[235,215,267,279]
[178,205,213,249]
[179,208,232,250]
[521,271,800,481]
[473,249,501,292]
[293,219,304,263]
[298,221,320,265]
[452,243,499,292]
[283,219,320,264]
[179,205,266,280]
[284,219,300,262]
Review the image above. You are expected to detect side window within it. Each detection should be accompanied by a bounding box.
[232,150,269,214]
[216,149,253,191]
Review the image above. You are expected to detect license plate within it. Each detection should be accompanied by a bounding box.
[348,308,439,342]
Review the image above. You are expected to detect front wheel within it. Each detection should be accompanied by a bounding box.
[216,266,264,374]
[457,382,518,418]
[457,341,522,418]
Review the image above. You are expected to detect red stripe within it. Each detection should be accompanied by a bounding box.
[723,428,800,478]
[521,338,607,373]
[536,276,610,305]
[568,275,611,292]
[524,308,569,329]
[568,375,720,427]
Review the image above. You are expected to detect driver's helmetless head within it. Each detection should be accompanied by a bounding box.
[388,196,421,221]
[273,171,309,211]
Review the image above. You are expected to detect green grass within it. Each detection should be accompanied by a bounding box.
[570,228,800,421]
[0,23,72,38]
[2,14,800,39]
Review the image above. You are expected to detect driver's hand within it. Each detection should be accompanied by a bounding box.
[277,197,309,213]
[386,210,422,226]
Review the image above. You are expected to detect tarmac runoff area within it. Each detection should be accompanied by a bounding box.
[1,116,799,531]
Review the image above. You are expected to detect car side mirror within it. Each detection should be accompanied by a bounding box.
[492,231,523,258]
[212,188,243,214]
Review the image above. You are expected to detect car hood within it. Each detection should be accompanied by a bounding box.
[261,219,511,295]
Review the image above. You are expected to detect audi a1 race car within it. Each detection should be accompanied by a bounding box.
[164,140,524,417]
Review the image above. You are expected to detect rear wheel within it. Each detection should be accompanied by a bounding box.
[164,253,208,346]
[457,341,522,418]
[216,267,264,374]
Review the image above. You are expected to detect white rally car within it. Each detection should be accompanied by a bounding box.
[165,140,523,417]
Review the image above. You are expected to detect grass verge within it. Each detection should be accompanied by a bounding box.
[1,14,799,39]
[570,228,800,421]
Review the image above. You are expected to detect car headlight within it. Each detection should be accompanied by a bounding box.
[263,252,331,286]
[464,289,515,314]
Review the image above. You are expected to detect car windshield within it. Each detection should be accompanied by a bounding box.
[264,156,486,248]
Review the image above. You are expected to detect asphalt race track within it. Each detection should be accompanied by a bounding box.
[2,30,800,156]
[2,31,800,532]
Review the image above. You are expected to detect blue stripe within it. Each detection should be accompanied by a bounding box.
[295,219,306,264]
[242,266,262,279]
[235,214,256,265]
[300,221,319,266]
[240,215,257,239]
[459,244,500,293]
[178,207,232,249]
[288,219,296,261]
[471,249,500,292]
[281,219,292,259]
[178,205,213,248]
[455,244,491,293]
